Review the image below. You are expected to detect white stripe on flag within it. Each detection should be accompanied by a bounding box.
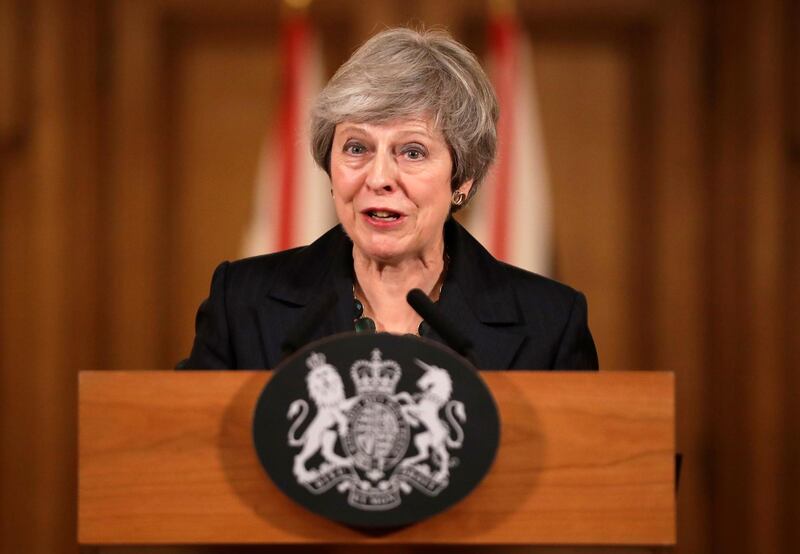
[509,34,552,274]
[241,16,335,258]
[461,19,553,277]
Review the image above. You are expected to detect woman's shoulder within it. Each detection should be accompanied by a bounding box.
[491,262,597,371]
[444,224,597,369]
[225,245,303,277]
[225,225,347,281]
[497,261,584,306]
[198,226,348,305]
[448,219,584,309]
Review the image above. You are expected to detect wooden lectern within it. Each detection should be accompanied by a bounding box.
[78,371,674,550]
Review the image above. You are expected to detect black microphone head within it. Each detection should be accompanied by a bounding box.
[406,288,431,313]
[406,288,475,365]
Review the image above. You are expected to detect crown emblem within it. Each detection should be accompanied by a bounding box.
[350,349,401,395]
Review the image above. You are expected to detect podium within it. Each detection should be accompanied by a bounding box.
[78,371,674,549]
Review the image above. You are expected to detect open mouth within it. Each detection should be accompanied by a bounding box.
[364,209,402,222]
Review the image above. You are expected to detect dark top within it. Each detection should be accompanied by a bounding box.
[184,219,599,370]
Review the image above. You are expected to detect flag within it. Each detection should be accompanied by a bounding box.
[241,13,335,257]
[460,14,554,276]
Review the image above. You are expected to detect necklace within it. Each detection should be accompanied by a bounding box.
[352,255,448,336]
[352,291,434,336]
[352,295,377,333]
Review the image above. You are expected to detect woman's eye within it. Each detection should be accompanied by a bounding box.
[402,146,426,160]
[344,143,366,155]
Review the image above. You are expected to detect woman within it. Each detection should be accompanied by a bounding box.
[184,28,598,370]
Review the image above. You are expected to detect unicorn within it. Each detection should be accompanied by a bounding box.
[396,359,466,482]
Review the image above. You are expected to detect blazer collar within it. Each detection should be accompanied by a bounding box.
[443,218,522,325]
[261,226,355,352]
[265,225,353,307]
[436,219,526,369]
[262,220,526,369]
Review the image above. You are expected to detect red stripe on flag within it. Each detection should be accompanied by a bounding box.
[489,16,517,261]
[276,17,308,251]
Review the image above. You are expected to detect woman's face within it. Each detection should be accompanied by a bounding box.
[330,117,471,263]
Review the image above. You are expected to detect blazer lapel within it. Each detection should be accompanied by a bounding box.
[435,281,525,370]
[437,219,527,370]
[257,226,354,366]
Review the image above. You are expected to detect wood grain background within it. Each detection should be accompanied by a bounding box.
[1,0,797,553]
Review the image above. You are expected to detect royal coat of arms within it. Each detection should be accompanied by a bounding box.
[285,349,466,511]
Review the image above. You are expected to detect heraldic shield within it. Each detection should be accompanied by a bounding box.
[253,333,500,528]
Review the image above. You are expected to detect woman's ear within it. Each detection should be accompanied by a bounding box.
[457,179,474,199]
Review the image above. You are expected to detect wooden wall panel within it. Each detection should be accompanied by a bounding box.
[1,2,81,553]
[786,3,800,549]
[105,3,279,368]
[745,3,787,553]
[0,0,24,140]
[166,23,280,363]
[648,3,705,552]
[535,38,639,371]
[107,0,166,369]
[705,2,797,554]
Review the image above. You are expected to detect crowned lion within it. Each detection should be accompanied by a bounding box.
[287,353,357,483]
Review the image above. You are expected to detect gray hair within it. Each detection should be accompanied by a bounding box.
[310,27,498,209]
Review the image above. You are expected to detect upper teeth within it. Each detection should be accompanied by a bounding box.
[371,211,396,218]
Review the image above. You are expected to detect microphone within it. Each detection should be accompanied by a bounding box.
[280,290,338,360]
[406,288,476,365]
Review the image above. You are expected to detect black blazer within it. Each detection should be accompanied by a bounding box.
[184,219,598,370]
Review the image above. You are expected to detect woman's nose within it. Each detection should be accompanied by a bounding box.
[364,150,397,192]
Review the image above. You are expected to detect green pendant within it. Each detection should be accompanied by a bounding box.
[354,317,376,333]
